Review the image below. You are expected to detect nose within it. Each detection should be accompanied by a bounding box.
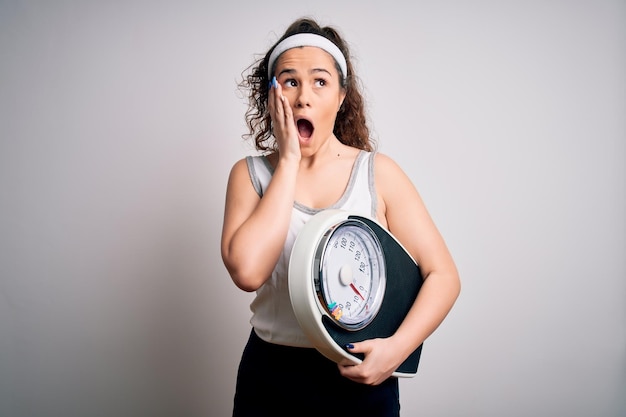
[294,85,311,108]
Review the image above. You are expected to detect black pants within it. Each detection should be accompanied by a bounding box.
[232,329,400,417]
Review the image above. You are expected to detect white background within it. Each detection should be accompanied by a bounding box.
[1,1,624,416]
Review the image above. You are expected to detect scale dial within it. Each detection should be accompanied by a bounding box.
[315,220,386,330]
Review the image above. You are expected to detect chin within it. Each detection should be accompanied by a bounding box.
[298,143,317,158]
[298,136,313,147]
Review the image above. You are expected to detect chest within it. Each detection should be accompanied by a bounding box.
[295,164,352,209]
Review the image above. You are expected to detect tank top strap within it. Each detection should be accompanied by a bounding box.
[336,150,377,218]
[246,155,274,197]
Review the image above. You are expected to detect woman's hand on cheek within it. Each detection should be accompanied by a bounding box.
[268,77,300,161]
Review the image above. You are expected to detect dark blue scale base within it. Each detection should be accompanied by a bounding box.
[321,215,424,375]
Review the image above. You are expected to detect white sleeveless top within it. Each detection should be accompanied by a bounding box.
[245,150,378,347]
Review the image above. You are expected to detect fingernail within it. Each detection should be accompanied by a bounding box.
[346,344,354,349]
[272,76,278,88]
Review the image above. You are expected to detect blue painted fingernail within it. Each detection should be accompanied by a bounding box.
[346,344,354,349]
[272,76,278,88]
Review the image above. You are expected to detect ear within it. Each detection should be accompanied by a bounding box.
[338,90,346,112]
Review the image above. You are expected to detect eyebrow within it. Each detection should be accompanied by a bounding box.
[277,68,332,77]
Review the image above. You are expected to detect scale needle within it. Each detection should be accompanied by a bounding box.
[350,283,365,300]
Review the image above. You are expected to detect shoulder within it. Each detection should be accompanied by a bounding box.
[373,152,410,183]
[373,152,420,216]
[228,157,250,179]
[227,154,275,196]
[372,151,395,166]
[226,156,258,192]
[229,153,271,176]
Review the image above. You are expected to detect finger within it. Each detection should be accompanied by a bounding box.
[337,362,367,384]
[281,93,292,121]
[274,81,288,120]
[267,77,282,117]
[267,90,273,112]
[338,353,360,367]
[274,85,296,141]
[346,341,368,354]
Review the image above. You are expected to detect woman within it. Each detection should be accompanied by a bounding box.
[221,17,460,416]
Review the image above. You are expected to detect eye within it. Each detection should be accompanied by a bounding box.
[284,79,297,88]
[315,79,327,87]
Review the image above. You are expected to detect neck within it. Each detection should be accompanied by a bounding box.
[299,136,345,167]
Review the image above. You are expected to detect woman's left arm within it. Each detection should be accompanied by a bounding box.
[338,153,461,385]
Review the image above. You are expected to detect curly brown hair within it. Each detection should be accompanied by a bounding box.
[238,18,374,153]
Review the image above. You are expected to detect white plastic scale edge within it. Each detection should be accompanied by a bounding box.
[288,209,417,378]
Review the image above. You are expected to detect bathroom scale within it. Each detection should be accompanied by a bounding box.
[288,209,424,377]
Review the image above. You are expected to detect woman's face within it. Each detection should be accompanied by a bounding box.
[274,46,346,152]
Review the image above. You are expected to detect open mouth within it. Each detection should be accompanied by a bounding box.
[297,119,314,139]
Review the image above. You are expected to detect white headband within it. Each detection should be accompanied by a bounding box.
[267,33,347,81]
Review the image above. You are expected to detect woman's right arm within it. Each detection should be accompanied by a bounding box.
[222,81,300,292]
[220,155,299,292]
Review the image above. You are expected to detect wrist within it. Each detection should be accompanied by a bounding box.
[276,153,300,170]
